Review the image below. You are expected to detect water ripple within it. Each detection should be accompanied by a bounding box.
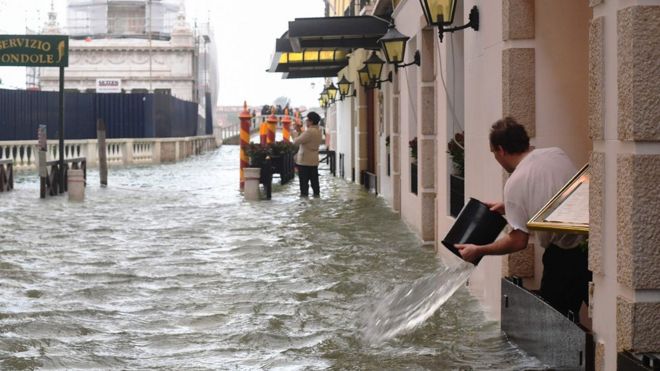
[0,146,541,369]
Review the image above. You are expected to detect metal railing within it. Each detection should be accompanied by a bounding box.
[0,136,217,171]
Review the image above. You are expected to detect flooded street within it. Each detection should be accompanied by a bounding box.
[0,146,539,370]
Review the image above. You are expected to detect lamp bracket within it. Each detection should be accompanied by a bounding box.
[438,6,479,42]
[394,50,421,72]
[365,71,393,90]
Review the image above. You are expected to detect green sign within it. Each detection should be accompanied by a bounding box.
[0,34,69,67]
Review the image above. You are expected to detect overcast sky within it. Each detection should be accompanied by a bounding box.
[0,0,326,109]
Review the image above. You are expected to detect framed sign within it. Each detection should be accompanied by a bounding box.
[527,163,589,234]
[96,78,121,93]
[0,35,69,67]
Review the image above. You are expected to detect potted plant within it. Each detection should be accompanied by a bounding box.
[447,131,465,216]
[246,143,270,168]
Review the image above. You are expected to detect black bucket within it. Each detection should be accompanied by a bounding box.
[441,197,508,265]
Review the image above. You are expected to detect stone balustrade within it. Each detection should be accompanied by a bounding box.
[0,135,218,170]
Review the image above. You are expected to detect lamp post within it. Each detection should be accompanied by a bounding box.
[418,0,479,42]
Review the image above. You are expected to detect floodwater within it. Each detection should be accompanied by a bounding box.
[0,146,541,370]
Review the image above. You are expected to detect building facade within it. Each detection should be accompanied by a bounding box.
[38,0,217,109]
[272,0,659,369]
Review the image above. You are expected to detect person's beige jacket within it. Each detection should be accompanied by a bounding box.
[292,125,322,166]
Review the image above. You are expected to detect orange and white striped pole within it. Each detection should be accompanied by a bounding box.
[259,119,267,146]
[239,101,251,190]
[267,106,277,144]
[295,110,304,132]
[281,108,291,143]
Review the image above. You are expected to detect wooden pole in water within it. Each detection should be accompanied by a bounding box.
[38,125,48,199]
[58,66,65,193]
[238,101,252,190]
[97,119,108,187]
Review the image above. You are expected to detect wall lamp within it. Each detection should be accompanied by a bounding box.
[320,87,329,106]
[326,82,338,102]
[378,22,420,71]
[359,51,393,89]
[418,0,479,42]
[337,76,356,100]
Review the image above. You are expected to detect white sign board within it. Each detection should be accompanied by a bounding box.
[96,78,121,93]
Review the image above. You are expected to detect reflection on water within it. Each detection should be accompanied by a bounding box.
[0,146,540,370]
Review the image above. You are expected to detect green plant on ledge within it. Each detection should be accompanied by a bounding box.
[246,143,271,168]
[447,131,464,178]
[269,141,298,157]
[409,137,418,162]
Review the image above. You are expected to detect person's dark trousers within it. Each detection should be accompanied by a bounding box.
[540,244,592,320]
[297,165,320,197]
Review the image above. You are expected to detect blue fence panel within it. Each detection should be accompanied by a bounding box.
[0,88,198,141]
[65,92,95,139]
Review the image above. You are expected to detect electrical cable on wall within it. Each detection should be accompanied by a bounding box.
[438,34,464,151]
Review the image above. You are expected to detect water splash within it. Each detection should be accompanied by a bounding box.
[360,261,474,344]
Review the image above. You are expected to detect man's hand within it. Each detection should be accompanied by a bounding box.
[456,244,482,264]
[484,201,505,215]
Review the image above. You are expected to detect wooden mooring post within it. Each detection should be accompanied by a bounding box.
[38,125,48,198]
[0,159,13,192]
[41,158,87,198]
[97,119,108,187]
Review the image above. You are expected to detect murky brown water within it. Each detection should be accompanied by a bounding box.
[0,146,540,370]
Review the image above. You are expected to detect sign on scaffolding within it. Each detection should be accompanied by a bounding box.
[96,78,121,93]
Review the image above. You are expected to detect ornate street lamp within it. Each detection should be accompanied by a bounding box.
[378,22,420,71]
[358,65,371,88]
[418,0,479,42]
[320,87,329,102]
[337,75,352,97]
[337,75,356,99]
[364,51,385,82]
[326,82,338,101]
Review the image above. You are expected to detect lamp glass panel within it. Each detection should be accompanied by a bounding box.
[383,40,405,64]
[287,52,303,63]
[367,61,383,81]
[420,0,456,26]
[358,69,370,86]
[303,50,319,62]
[327,84,338,100]
[338,77,351,96]
[319,50,336,62]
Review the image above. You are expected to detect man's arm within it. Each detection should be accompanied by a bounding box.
[456,229,529,264]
